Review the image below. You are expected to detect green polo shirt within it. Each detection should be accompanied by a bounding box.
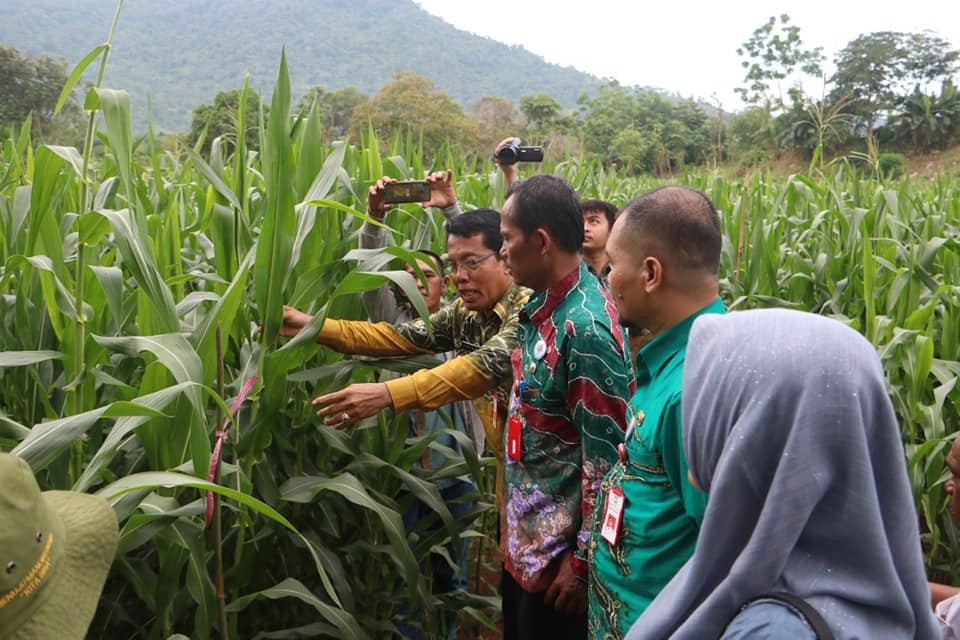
[587,297,725,640]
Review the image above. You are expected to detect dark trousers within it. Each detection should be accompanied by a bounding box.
[501,567,587,640]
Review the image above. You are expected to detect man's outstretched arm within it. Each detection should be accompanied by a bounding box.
[312,352,497,427]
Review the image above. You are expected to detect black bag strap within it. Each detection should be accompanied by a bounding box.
[741,592,835,640]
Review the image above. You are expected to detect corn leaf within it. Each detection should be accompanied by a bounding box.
[55,44,108,115]
[0,350,64,366]
[226,578,366,640]
[255,49,296,351]
[94,208,180,333]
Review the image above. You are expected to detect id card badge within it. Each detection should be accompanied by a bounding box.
[600,486,625,545]
[507,415,523,461]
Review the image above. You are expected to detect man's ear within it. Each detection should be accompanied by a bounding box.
[643,256,664,292]
[534,228,551,255]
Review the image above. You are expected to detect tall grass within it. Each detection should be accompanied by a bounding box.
[2,25,960,639]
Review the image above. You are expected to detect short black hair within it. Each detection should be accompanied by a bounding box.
[619,186,721,274]
[413,249,445,276]
[581,199,618,229]
[445,208,503,254]
[504,174,583,253]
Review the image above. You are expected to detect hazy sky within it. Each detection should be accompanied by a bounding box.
[415,0,960,110]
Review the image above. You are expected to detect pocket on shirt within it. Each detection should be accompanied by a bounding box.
[622,450,670,486]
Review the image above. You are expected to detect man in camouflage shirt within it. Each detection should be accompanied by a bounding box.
[281,208,527,498]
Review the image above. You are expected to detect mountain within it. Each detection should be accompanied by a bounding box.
[1,0,602,133]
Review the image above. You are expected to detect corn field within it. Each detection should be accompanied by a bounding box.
[2,24,960,640]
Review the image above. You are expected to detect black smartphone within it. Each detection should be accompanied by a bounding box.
[382,180,431,204]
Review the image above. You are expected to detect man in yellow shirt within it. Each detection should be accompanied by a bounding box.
[281,208,527,486]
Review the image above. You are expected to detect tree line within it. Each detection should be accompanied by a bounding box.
[186,74,718,175]
[729,16,960,171]
[3,16,958,175]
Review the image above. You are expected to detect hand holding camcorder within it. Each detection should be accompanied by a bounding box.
[494,137,544,165]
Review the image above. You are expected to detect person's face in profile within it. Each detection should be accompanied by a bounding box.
[945,438,960,522]
[498,195,542,291]
[605,216,655,331]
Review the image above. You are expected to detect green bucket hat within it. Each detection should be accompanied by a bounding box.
[0,453,119,639]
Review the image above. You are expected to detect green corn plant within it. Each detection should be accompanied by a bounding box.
[5,23,960,637]
[0,42,502,638]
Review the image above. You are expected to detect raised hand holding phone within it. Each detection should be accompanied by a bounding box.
[367,177,395,219]
[368,173,455,215]
[382,180,431,204]
[422,170,456,209]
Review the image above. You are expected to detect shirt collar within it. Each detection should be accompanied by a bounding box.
[635,297,725,381]
[587,261,612,278]
[472,282,528,324]
[521,263,585,326]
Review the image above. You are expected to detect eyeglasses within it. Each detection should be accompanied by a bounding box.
[447,252,497,274]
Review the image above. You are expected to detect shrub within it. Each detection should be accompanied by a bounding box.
[878,152,905,178]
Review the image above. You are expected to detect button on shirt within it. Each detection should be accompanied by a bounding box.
[502,262,634,593]
[587,297,725,640]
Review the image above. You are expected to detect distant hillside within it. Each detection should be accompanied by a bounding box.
[1,0,603,133]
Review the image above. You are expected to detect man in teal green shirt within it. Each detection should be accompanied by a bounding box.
[586,186,725,640]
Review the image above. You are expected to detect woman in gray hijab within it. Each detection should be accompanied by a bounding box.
[626,309,939,639]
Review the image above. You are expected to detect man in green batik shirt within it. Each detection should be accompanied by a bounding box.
[499,174,634,640]
[587,186,726,640]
